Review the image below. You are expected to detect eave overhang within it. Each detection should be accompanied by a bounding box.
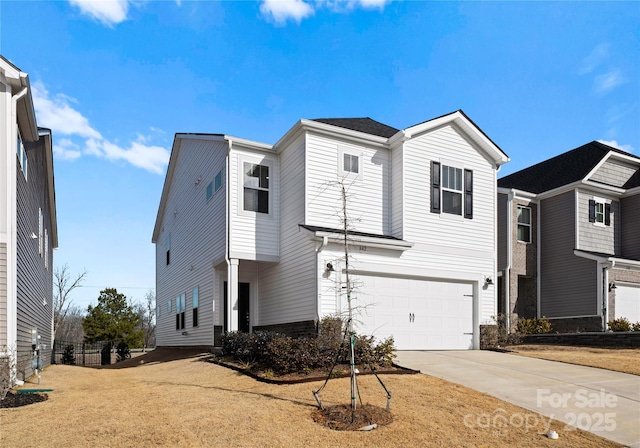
[574,250,640,271]
[299,225,413,251]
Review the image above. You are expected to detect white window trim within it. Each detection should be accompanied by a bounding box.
[238,156,273,218]
[593,196,606,227]
[517,205,532,243]
[17,128,28,180]
[440,163,464,217]
[338,146,363,180]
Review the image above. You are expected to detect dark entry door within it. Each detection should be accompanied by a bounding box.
[223,282,250,333]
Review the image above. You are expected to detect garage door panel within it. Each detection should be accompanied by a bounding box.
[356,275,474,350]
[616,285,640,323]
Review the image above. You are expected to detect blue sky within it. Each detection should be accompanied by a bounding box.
[1,0,638,310]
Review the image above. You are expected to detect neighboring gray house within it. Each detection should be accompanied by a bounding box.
[1,56,58,380]
[153,110,509,350]
[498,141,640,331]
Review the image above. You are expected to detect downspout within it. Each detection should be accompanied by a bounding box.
[6,87,28,381]
[224,139,232,335]
[315,236,328,328]
[505,191,514,332]
[602,260,615,331]
[537,198,541,319]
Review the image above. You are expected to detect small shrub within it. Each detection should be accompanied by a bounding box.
[481,314,520,348]
[516,317,552,335]
[62,344,76,365]
[632,322,640,332]
[608,318,632,332]
[116,342,131,362]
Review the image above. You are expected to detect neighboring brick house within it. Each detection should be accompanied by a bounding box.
[498,141,640,332]
[153,110,509,350]
[1,56,58,381]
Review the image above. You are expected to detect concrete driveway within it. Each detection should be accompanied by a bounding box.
[395,350,640,448]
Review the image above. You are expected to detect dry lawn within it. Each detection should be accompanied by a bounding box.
[510,345,640,376]
[0,350,621,448]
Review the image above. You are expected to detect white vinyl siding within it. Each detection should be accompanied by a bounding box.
[155,137,227,347]
[390,146,404,238]
[399,125,497,322]
[229,148,279,261]
[258,135,316,325]
[305,132,390,235]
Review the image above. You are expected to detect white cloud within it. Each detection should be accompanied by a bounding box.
[96,137,171,175]
[32,81,169,174]
[32,81,102,140]
[598,139,634,153]
[259,0,390,24]
[594,69,625,93]
[54,139,83,160]
[320,0,390,12]
[260,0,314,25]
[69,0,131,27]
[578,43,609,75]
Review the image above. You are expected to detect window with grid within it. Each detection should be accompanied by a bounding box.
[517,206,531,243]
[176,294,185,330]
[243,163,269,213]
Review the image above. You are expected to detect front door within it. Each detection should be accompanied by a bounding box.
[223,282,250,332]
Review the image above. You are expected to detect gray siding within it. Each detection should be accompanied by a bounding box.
[590,159,637,187]
[497,193,508,270]
[16,137,54,377]
[577,190,620,255]
[155,138,227,347]
[0,242,6,346]
[621,194,640,260]
[540,191,597,317]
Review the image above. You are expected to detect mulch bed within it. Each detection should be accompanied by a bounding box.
[205,356,418,384]
[312,404,393,431]
[1,391,48,408]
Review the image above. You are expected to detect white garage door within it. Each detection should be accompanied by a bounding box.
[353,275,474,350]
[616,284,640,323]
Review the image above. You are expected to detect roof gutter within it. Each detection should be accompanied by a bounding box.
[309,230,413,251]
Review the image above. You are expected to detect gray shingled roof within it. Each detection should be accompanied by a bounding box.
[310,117,400,138]
[498,141,640,194]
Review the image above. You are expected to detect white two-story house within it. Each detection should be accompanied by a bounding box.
[152,111,509,350]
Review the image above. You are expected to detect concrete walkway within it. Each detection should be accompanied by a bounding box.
[395,350,640,447]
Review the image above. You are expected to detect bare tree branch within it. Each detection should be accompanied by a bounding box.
[54,264,87,339]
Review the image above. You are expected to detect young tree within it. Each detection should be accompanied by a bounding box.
[54,264,87,339]
[134,290,156,350]
[83,288,144,348]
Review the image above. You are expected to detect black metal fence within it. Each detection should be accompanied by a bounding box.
[52,340,112,367]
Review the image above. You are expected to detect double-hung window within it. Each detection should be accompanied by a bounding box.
[192,287,199,327]
[589,198,611,226]
[343,153,359,174]
[517,206,532,243]
[176,294,185,330]
[431,162,473,219]
[166,234,171,265]
[17,129,28,179]
[243,163,269,214]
